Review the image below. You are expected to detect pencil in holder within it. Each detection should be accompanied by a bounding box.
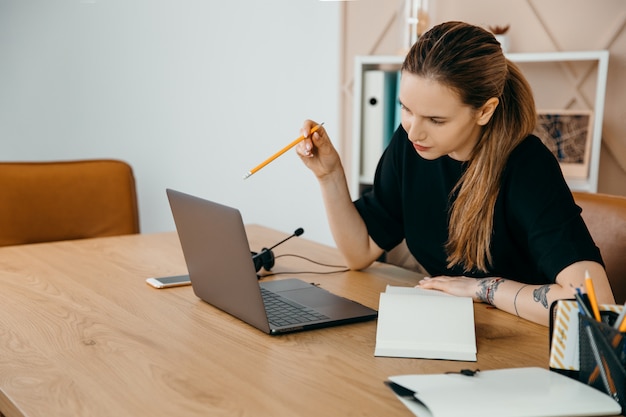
[578,312,626,411]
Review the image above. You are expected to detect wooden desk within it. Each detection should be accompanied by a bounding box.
[0,225,549,417]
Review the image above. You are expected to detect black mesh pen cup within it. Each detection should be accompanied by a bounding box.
[579,312,626,412]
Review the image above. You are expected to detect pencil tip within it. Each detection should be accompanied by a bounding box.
[243,172,251,180]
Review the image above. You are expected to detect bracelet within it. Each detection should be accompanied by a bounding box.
[514,285,529,316]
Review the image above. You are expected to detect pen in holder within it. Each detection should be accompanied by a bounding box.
[579,312,626,411]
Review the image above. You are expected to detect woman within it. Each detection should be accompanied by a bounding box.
[296,21,614,326]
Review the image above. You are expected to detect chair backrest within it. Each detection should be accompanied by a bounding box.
[573,191,626,304]
[0,159,139,246]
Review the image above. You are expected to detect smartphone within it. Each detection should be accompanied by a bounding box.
[146,274,191,289]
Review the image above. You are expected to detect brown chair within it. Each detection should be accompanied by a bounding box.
[573,191,626,304]
[384,191,626,304]
[0,159,139,247]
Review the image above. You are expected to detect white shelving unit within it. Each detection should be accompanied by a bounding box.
[351,55,403,200]
[350,51,609,199]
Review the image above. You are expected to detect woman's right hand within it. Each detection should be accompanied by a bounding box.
[296,120,343,180]
[296,119,383,269]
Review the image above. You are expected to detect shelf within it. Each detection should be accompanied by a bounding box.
[350,51,609,198]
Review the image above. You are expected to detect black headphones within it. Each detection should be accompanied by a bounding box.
[251,248,275,272]
[250,228,304,275]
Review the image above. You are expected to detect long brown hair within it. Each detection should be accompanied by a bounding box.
[401,21,537,272]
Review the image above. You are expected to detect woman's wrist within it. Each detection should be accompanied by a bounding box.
[476,277,505,305]
[317,164,348,187]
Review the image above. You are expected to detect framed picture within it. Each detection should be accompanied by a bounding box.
[532,110,594,179]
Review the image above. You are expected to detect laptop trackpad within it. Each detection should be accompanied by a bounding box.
[281,287,338,308]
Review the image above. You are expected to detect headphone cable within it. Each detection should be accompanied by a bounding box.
[257,253,349,279]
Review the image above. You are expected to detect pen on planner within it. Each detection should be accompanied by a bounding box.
[584,270,602,322]
[243,123,324,179]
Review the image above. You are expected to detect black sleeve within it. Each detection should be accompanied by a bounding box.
[353,127,406,251]
[503,136,603,282]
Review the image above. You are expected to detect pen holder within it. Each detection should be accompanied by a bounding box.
[579,313,626,411]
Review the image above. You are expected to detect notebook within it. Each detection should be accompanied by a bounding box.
[375,285,476,361]
[166,189,378,335]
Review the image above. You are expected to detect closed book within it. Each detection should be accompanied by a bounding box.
[374,286,476,361]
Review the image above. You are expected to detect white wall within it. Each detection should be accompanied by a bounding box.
[0,0,341,247]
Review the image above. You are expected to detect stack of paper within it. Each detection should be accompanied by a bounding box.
[374,285,476,361]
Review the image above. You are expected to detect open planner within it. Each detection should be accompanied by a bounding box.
[386,367,621,417]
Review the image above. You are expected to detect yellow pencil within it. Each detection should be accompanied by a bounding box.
[243,123,324,179]
[584,270,602,322]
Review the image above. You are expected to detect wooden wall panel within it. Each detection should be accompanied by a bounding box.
[341,0,626,196]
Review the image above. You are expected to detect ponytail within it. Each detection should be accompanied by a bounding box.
[446,60,536,272]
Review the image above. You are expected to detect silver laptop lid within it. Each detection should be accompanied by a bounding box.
[166,189,271,333]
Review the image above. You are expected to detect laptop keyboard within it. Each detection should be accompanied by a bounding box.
[261,287,329,327]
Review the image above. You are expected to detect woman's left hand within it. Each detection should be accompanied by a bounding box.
[417,275,481,301]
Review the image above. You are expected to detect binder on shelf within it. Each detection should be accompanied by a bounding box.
[360,70,398,183]
[390,70,402,147]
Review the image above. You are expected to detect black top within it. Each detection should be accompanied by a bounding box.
[354,127,602,285]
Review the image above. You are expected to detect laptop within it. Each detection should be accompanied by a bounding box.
[166,189,378,335]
